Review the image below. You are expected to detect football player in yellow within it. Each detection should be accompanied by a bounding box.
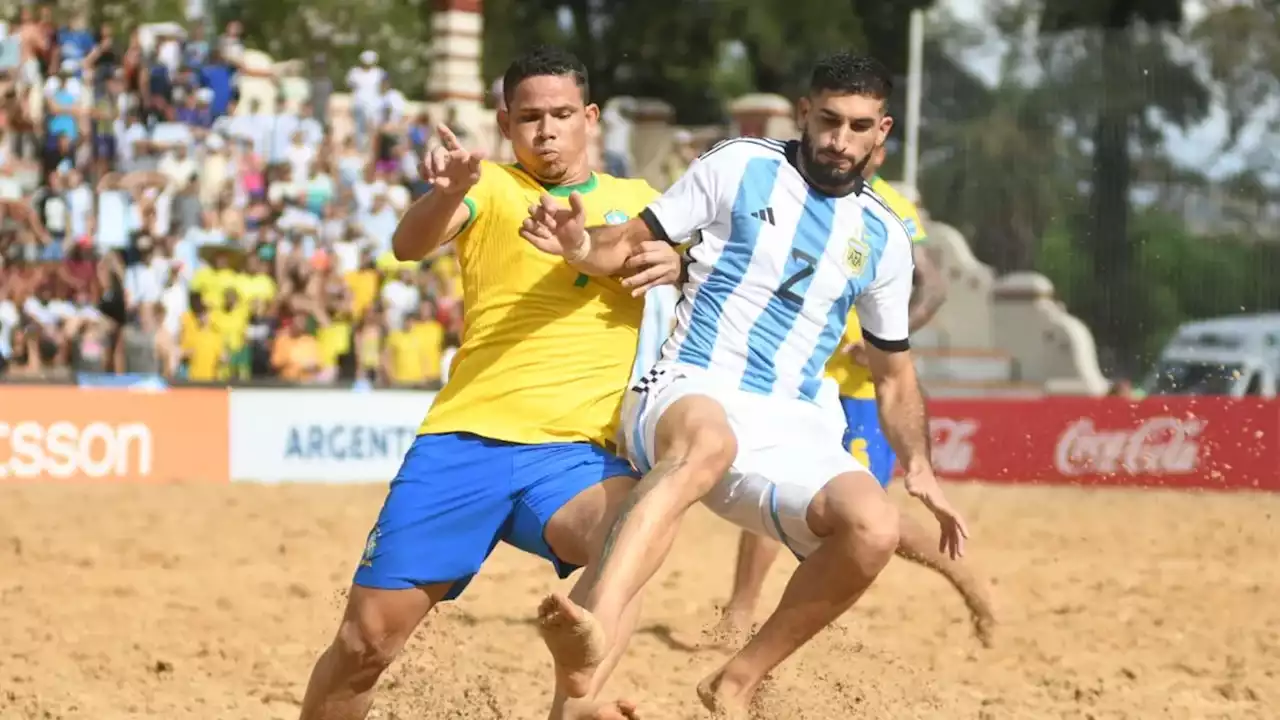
[297,47,678,720]
[713,143,997,648]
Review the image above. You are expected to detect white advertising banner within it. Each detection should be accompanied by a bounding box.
[229,390,434,483]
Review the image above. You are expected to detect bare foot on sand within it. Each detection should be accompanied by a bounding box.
[696,669,749,720]
[963,594,997,648]
[538,593,607,699]
[563,698,641,720]
[704,609,751,651]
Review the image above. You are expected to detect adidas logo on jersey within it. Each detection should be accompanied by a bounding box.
[750,207,776,225]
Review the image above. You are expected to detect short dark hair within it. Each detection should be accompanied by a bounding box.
[809,52,893,101]
[502,46,590,107]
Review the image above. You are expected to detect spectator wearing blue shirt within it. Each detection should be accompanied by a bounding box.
[55,12,95,65]
[44,61,82,147]
[198,48,235,118]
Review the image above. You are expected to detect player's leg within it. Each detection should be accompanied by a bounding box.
[299,584,447,720]
[851,397,996,646]
[896,511,996,646]
[504,444,645,719]
[712,531,782,646]
[298,433,517,720]
[538,387,739,699]
[699,446,899,717]
[710,394,866,644]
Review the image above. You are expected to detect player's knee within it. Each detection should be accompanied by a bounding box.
[850,500,900,563]
[331,608,409,679]
[819,476,899,564]
[655,397,737,494]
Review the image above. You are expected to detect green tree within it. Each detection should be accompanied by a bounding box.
[1037,0,1211,373]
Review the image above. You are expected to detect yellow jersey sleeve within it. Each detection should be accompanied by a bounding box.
[451,160,502,246]
[418,169,661,447]
[869,176,928,245]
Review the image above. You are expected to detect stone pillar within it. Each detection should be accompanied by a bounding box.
[628,98,675,190]
[729,94,796,139]
[429,0,485,107]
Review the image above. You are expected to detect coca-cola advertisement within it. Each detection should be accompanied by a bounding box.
[926,397,1280,491]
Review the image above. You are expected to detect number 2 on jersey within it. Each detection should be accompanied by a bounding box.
[776,249,817,304]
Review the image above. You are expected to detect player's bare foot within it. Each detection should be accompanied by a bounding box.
[970,603,997,648]
[538,593,606,699]
[696,668,750,720]
[960,591,996,647]
[705,608,751,650]
[562,698,641,720]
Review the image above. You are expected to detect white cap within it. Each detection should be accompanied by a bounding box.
[360,50,378,65]
[673,129,694,145]
[196,88,214,103]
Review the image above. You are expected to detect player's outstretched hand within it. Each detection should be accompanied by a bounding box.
[519,191,589,259]
[423,125,483,196]
[903,469,968,559]
[621,241,682,297]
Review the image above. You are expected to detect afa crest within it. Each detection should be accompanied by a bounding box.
[604,210,629,225]
[846,233,871,276]
[359,527,380,568]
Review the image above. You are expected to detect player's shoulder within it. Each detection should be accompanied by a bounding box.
[867,176,926,243]
[477,160,524,190]
[595,172,661,207]
[696,136,790,170]
[858,185,914,252]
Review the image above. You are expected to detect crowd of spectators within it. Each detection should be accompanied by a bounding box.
[0,9,695,388]
[0,10,487,387]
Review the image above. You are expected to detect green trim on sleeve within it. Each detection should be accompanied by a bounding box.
[451,196,478,240]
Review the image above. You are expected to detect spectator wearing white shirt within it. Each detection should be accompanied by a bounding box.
[346,50,385,151]
[158,142,198,189]
[286,129,315,185]
[123,234,169,308]
[359,192,399,255]
[380,268,420,331]
[64,168,93,240]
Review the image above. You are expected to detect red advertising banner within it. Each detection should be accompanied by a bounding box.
[927,397,1280,491]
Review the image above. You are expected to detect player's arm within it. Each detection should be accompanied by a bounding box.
[390,188,473,262]
[521,151,724,278]
[392,125,484,262]
[856,229,930,475]
[860,227,968,556]
[908,243,946,332]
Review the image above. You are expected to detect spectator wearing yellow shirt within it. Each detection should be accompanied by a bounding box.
[382,315,427,388]
[270,314,323,383]
[409,301,446,384]
[211,287,252,380]
[191,252,240,312]
[237,255,278,307]
[183,307,227,383]
[345,250,381,321]
[314,295,355,382]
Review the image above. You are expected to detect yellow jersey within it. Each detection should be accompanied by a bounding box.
[418,162,658,446]
[826,176,929,399]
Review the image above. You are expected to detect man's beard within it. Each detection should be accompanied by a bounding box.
[799,132,870,190]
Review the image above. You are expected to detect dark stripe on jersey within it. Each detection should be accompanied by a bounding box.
[863,329,910,353]
[639,207,675,245]
[861,186,914,240]
[699,136,787,163]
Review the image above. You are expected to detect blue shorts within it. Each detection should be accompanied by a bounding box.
[840,397,897,488]
[353,432,637,600]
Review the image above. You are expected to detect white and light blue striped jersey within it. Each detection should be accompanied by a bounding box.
[637,137,915,402]
[629,285,679,388]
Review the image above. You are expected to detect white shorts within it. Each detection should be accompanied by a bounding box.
[621,363,867,558]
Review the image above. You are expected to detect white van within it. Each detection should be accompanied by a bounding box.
[1143,313,1280,398]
